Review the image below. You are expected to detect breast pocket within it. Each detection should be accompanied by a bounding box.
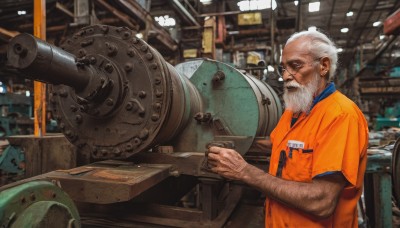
[283,148,313,182]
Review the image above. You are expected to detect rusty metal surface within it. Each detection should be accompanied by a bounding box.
[77,184,243,228]
[7,134,77,178]
[132,151,207,177]
[7,25,202,160]
[44,161,171,204]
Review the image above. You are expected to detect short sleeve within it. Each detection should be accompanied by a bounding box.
[312,113,366,186]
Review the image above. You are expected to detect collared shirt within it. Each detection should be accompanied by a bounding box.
[266,86,369,227]
[291,82,336,127]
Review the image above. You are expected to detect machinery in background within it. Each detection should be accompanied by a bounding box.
[0,25,282,227]
[0,94,31,186]
[373,102,400,131]
[0,93,33,138]
[0,141,24,185]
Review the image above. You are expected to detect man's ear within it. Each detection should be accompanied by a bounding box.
[320,57,331,77]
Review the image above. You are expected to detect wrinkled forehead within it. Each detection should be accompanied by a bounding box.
[282,38,313,63]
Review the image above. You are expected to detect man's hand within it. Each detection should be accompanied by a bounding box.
[207,146,248,180]
[207,146,347,218]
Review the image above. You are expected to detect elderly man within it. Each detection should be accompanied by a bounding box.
[207,30,369,227]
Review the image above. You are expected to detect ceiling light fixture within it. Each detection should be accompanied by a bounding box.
[154,15,176,27]
[17,10,26,15]
[200,0,213,5]
[237,0,275,11]
[346,11,353,17]
[341,28,349,33]
[373,21,381,27]
[308,26,317,31]
[308,2,320,12]
[380,35,385,40]
[294,1,298,6]
[136,33,143,39]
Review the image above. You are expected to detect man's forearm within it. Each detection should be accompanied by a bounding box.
[240,164,345,219]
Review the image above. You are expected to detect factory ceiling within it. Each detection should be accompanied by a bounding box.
[0,0,399,83]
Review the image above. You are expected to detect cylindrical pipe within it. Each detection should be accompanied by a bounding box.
[7,33,91,91]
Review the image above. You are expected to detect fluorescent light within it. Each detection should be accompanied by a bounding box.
[154,15,176,27]
[200,0,213,5]
[337,48,343,52]
[18,10,26,15]
[308,26,317,31]
[26,91,30,97]
[136,33,143,39]
[373,21,381,27]
[308,2,320,12]
[346,11,353,17]
[341,28,349,33]
[272,0,277,10]
[294,1,298,6]
[237,0,274,11]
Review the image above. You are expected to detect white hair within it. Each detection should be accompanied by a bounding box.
[286,30,338,81]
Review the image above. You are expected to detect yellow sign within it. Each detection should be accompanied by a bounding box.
[183,49,198,58]
[238,12,262,25]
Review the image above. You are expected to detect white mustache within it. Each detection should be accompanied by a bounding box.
[284,81,302,88]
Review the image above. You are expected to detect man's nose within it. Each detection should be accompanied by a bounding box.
[282,70,294,82]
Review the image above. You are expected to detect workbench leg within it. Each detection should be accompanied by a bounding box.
[199,178,220,220]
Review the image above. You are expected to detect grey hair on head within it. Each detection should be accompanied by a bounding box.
[286,30,338,81]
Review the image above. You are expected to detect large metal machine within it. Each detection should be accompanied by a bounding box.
[0,25,282,227]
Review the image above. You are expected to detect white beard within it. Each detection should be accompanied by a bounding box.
[283,73,321,113]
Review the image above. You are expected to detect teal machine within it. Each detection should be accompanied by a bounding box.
[0,25,282,227]
[0,93,33,138]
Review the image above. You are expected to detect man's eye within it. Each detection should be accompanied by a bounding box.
[291,63,303,70]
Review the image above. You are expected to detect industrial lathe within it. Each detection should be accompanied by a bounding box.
[0,25,282,227]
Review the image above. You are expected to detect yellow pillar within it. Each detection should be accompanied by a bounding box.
[33,0,46,136]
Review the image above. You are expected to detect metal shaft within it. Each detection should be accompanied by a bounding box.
[7,33,91,91]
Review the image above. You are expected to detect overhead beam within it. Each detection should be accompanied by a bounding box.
[113,0,178,51]
[170,0,200,27]
[0,27,20,39]
[327,0,337,31]
[17,18,121,32]
[345,0,367,48]
[351,0,379,48]
[56,2,74,18]
[93,0,140,31]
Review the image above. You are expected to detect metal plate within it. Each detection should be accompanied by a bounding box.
[45,161,172,204]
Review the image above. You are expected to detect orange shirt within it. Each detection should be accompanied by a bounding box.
[267,90,369,227]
